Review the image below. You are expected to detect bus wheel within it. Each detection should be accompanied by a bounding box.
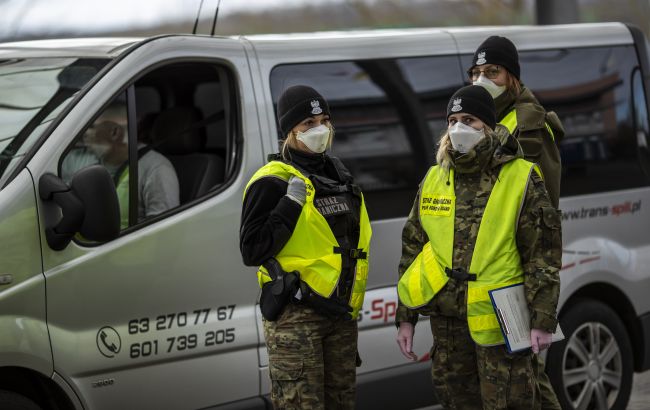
[0,390,42,410]
[546,299,633,410]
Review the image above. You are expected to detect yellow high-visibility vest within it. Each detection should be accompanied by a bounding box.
[501,108,555,141]
[244,161,372,318]
[398,159,539,345]
[116,169,129,229]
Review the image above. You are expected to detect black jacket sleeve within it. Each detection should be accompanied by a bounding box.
[239,176,303,266]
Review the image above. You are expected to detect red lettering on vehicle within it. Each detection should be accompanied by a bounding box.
[370,299,397,322]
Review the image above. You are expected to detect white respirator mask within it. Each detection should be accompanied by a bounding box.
[448,122,485,153]
[473,74,506,99]
[296,124,331,153]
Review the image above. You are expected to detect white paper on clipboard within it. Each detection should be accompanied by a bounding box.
[488,283,564,353]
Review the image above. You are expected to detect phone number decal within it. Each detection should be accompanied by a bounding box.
[127,305,235,335]
[129,328,236,359]
[96,305,237,360]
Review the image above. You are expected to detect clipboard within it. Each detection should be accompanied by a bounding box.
[488,283,564,353]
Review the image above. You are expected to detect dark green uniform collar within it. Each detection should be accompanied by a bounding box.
[453,134,498,174]
[494,84,540,121]
[494,89,516,120]
[452,127,522,174]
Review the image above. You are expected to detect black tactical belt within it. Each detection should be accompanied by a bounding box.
[333,247,367,259]
[445,267,477,281]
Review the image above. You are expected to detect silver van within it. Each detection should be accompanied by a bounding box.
[0,22,649,410]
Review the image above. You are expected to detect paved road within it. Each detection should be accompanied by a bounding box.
[415,369,650,410]
[628,369,650,410]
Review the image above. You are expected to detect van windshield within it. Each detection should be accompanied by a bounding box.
[0,57,109,187]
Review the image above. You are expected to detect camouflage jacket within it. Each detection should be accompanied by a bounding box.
[395,127,561,333]
[495,86,564,208]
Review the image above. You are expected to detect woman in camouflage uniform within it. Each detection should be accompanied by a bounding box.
[468,35,564,409]
[395,85,561,409]
[240,85,371,409]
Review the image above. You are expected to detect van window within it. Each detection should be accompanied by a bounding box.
[632,67,650,178]
[60,61,237,232]
[0,58,108,188]
[463,45,649,197]
[270,55,462,219]
[526,46,649,195]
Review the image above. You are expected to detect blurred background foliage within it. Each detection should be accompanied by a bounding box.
[0,0,648,42]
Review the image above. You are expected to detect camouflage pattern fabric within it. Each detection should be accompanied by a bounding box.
[396,128,562,408]
[495,87,565,409]
[263,303,357,409]
[397,128,561,331]
[428,315,482,409]
[429,315,540,410]
[536,355,562,410]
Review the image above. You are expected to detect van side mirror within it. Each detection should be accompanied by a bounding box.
[39,165,120,250]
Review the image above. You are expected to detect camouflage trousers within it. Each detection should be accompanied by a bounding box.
[428,315,540,410]
[536,355,562,409]
[263,303,358,410]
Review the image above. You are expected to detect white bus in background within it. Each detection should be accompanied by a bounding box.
[0,22,649,410]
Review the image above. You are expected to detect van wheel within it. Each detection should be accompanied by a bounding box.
[546,299,633,410]
[0,390,42,410]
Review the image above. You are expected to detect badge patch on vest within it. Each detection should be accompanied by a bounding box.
[420,195,454,216]
[314,195,352,217]
[305,182,315,199]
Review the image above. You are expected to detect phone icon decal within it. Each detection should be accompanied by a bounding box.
[96,326,121,358]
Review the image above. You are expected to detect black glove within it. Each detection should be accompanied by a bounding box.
[296,281,353,321]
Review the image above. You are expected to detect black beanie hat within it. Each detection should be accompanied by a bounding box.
[446,85,497,130]
[471,35,520,80]
[276,85,330,135]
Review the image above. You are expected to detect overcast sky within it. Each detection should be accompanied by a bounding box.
[0,0,343,39]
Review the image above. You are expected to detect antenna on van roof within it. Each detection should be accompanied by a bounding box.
[192,0,205,35]
[210,0,222,36]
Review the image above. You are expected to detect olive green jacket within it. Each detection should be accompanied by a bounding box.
[495,86,564,208]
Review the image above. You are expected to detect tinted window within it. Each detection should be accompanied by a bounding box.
[463,45,649,196]
[270,56,463,219]
[0,58,109,188]
[632,67,650,178]
[61,62,238,234]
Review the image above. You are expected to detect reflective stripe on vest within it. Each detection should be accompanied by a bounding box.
[501,109,555,141]
[397,159,539,345]
[243,161,372,318]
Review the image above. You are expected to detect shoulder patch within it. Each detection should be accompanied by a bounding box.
[515,103,546,131]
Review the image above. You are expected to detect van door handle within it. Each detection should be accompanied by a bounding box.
[0,274,13,285]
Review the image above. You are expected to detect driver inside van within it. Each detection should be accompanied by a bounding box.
[62,103,180,228]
